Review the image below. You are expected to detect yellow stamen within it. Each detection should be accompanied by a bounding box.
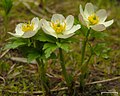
[50,21,66,34]
[22,22,34,32]
[88,14,99,25]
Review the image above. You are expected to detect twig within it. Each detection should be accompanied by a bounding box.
[9,57,37,64]
[86,76,120,85]
[0,49,9,59]
[2,90,43,95]
[45,7,56,14]
[0,76,6,85]
[7,64,16,75]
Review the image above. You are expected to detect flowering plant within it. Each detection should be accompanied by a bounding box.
[5,14,81,95]
[5,17,52,96]
[78,3,114,89]
[4,2,114,96]
[40,14,81,94]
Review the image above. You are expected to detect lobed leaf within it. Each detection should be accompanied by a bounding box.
[93,43,111,59]
[4,41,26,50]
[27,52,40,63]
[56,42,70,52]
[43,43,58,58]
[90,31,109,38]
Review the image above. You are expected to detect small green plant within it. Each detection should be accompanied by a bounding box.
[5,17,51,96]
[40,14,80,95]
[1,0,13,37]
[78,3,113,89]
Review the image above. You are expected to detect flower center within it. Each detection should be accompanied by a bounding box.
[22,22,34,32]
[51,21,66,34]
[88,14,99,25]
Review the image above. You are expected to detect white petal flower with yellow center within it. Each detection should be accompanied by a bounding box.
[41,14,81,39]
[8,17,40,38]
[79,3,114,31]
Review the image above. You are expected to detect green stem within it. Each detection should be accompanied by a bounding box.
[79,54,93,90]
[79,28,91,89]
[58,39,75,95]
[81,28,91,66]
[36,58,51,96]
[59,48,70,86]
[85,42,94,66]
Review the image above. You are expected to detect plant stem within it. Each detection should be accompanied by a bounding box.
[36,58,51,96]
[79,28,91,89]
[59,48,70,86]
[81,28,91,66]
[59,47,76,95]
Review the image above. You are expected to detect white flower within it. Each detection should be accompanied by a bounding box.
[8,17,40,38]
[41,14,81,39]
[79,3,114,31]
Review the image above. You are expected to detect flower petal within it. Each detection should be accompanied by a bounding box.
[22,31,37,38]
[42,28,57,38]
[102,19,114,27]
[96,9,107,23]
[65,15,74,30]
[41,19,55,33]
[91,24,106,31]
[80,5,88,21]
[84,3,94,17]
[15,23,24,35]
[80,5,84,17]
[51,14,65,23]
[31,17,40,31]
[64,24,81,35]
[8,32,22,37]
[78,14,87,26]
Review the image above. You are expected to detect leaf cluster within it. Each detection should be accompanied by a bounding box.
[37,32,77,58]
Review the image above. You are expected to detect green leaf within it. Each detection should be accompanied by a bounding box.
[74,17,80,25]
[101,54,109,59]
[102,48,111,59]
[43,43,58,58]
[4,37,34,50]
[56,42,61,47]
[90,31,108,38]
[93,43,111,59]
[56,42,70,52]
[34,32,56,43]
[27,52,40,63]
[4,40,26,50]
[93,43,105,56]
[48,53,57,59]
